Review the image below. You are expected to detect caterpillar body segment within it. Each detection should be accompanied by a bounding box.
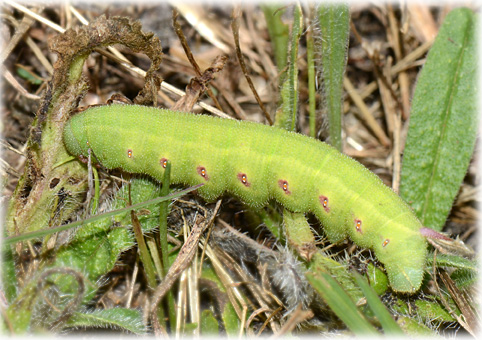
[63,104,427,293]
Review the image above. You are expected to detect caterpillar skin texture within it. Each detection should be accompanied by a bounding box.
[64,104,427,293]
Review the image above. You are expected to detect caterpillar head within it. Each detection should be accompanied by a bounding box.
[63,118,84,158]
[375,226,427,293]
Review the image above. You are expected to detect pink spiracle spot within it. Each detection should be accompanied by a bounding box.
[319,196,330,213]
[355,219,362,233]
[197,166,209,180]
[127,149,133,158]
[278,180,291,195]
[160,158,168,168]
[237,173,250,187]
[382,239,390,247]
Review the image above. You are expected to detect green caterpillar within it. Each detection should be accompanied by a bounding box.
[63,103,427,293]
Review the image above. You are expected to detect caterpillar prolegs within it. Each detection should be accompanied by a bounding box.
[63,104,427,293]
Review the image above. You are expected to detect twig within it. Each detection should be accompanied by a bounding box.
[150,215,210,335]
[231,7,273,125]
[343,77,390,147]
[269,304,313,338]
[5,0,232,119]
[2,69,42,100]
[172,9,224,112]
[5,0,64,32]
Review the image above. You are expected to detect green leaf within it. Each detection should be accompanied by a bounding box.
[1,245,18,303]
[201,309,219,334]
[450,268,477,288]
[427,253,477,271]
[391,295,456,324]
[414,299,455,322]
[353,273,403,334]
[400,8,478,231]
[222,302,240,336]
[306,271,378,335]
[366,263,388,296]
[16,67,43,85]
[316,3,350,151]
[396,316,436,336]
[5,280,37,333]
[183,322,198,336]
[201,263,241,336]
[67,308,146,334]
[114,177,162,233]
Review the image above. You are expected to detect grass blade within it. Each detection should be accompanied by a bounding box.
[261,4,289,73]
[353,273,404,334]
[306,271,378,335]
[3,184,203,246]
